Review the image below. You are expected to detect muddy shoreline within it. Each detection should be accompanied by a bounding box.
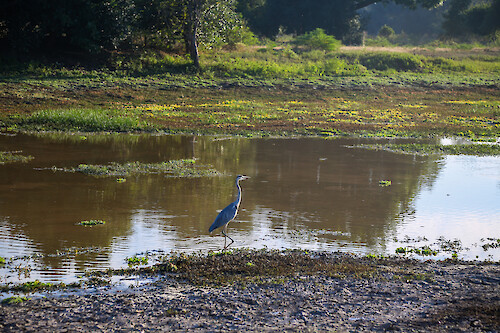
[1,251,498,332]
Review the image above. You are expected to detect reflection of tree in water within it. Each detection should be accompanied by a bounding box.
[227,138,444,250]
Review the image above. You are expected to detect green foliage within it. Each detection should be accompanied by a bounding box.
[0,257,5,265]
[127,256,149,266]
[294,28,342,51]
[378,25,395,38]
[443,0,500,37]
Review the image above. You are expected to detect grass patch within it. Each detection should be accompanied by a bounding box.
[0,151,34,164]
[1,296,30,305]
[353,143,500,156]
[61,159,219,177]
[16,108,148,132]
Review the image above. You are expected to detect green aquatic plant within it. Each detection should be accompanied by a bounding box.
[0,256,5,265]
[126,256,149,266]
[0,151,34,164]
[77,220,106,226]
[379,180,392,187]
[18,280,53,292]
[395,247,408,254]
[66,159,219,177]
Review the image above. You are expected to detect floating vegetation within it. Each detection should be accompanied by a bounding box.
[0,151,34,164]
[353,143,500,156]
[0,257,5,266]
[395,246,438,256]
[126,256,149,266]
[77,220,106,226]
[481,238,500,251]
[61,159,220,177]
[379,180,392,187]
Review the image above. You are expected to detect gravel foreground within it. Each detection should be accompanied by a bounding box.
[0,252,499,332]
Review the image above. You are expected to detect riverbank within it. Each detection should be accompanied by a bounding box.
[1,46,499,140]
[0,250,498,332]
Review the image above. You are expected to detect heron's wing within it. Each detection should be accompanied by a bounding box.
[209,202,238,232]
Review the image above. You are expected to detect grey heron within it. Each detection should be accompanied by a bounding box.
[209,175,249,250]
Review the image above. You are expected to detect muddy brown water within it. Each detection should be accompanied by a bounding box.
[0,133,499,284]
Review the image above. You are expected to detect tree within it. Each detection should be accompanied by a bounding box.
[133,0,242,67]
[443,0,500,37]
[182,0,242,67]
[0,0,134,61]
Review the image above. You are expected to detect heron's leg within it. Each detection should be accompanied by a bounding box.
[222,224,234,250]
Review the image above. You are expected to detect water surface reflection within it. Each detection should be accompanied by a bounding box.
[0,133,498,284]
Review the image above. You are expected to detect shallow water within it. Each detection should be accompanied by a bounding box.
[1,133,499,284]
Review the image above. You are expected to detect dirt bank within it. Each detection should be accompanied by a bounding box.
[0,251,498,332]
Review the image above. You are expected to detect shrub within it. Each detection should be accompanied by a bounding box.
[378,25,395,38]
[294,28,342,51]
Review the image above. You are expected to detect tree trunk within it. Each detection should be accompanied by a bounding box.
[184,0,201,68]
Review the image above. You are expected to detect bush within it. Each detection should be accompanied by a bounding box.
[294,28,342,51]
[378,25,395,38]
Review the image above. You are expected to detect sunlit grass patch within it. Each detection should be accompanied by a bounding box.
[20,108,148,132]
[0,151,34,164]
[65,159,220,177]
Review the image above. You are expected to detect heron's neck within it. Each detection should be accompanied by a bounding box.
[235,179,242,207]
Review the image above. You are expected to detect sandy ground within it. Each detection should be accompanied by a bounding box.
[0,253,499,332]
